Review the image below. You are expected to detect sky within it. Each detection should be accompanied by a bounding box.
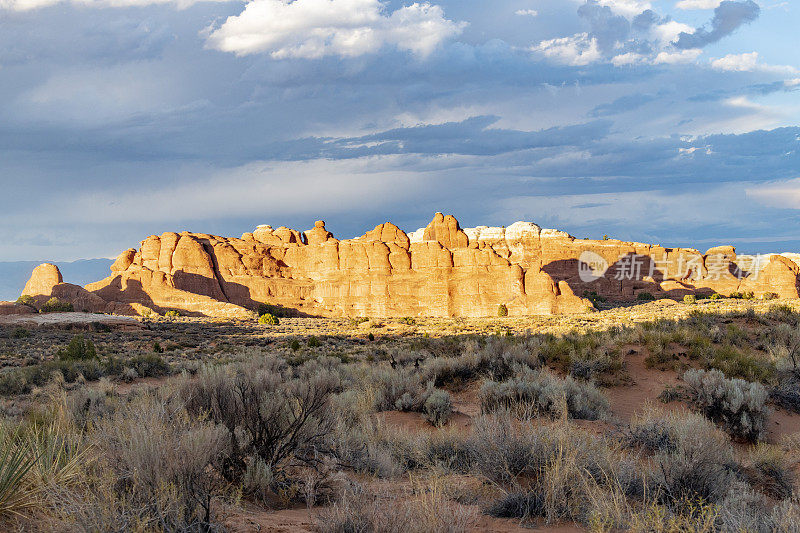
[0,0,799,262]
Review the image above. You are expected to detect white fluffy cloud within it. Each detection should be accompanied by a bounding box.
[711,51,798,74]
[675,0,721,9]
[654,48,703,64]
[515,8,537,16]
[205,0,465,58]
[530,33,602,66]
[596,0,651,17]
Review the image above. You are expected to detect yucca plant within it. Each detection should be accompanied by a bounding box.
[25,421,91,489]
[0,425,39,518]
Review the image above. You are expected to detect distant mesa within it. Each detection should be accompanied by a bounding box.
[9,213,800,319]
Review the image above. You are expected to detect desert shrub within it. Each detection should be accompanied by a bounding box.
[479,369,608,421]
[90,391,227,531]
[40,297,73,313]
[15,295,35,307]
[11,328,31,339]
[420,337,543,388]
[470,415,621,523]
[745,443,796,499]
[56,335,97,361]
[423,390,452,427]
[707,344,774,383]
[497,304,508,317]
[648,410,738,507]
[709,293,722,300]
[626,415,678,454]
[683,295,696,305]
[771,373,800,413]
[130,353,170,377]
[121,367,138,382]
[258,313,279,326]
[164,310,180,319]
[637,292,655,301]
[486,491,545,519]
[290,339,301,351]
[315,483,476,533]
[583,291,606,306]
[181,357,340,480]
[683,368,769,442]
[308,336,321,348]
[152,341,163,353]
[243,456,274,502]
[365,367,432,412]
[762,292,779,301]
[257,303,290,318]
[400,317,416,325]
[0,371,29,396]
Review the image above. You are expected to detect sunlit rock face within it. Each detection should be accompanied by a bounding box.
[18,213,800,318]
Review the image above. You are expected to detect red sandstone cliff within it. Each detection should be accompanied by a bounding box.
[17,213,800,318]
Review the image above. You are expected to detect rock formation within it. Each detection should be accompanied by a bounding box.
[16,213,800,318]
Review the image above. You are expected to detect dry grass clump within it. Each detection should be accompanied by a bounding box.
[315,478,477,533]
[744,443,796,499]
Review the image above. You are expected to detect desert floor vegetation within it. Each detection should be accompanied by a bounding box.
[0,299,798,531]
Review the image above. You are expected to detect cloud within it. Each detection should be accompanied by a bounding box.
[589,93,657,117]
[577,1,631,54]
[594,0,651,17]
[747,178,800,209]
[674,0,760,49]
[52,157,432,224]
[0,0,227,11]
[654,48,702,64]
[531,33,602,66]
[711,51,798,74]
[515,9,537,16]
[204,0,465,58]
[675,0,721,9]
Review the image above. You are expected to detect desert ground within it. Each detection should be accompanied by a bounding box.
[0,298,799,532]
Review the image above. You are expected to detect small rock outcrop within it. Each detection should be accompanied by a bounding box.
[16,213,800,318]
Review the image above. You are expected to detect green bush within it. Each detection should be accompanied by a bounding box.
[307,336,321,348]
[257,303,290,318]
[40,297,73,313]
[164,310,180,319]
[130,354,170,378]
[289,339,300,351]
[497,304,508,317]
[637,292,655,301]
[710,293,722,300]
[258,313,279,326]
[683,295,697,305]
[57,335,98,361]
[15,294,35,306]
